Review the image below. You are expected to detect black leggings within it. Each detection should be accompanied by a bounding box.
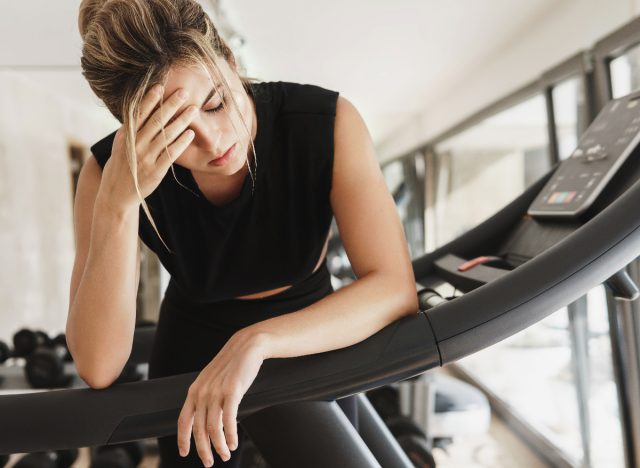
[148,265,358,467]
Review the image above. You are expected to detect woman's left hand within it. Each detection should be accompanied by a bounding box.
[177,329,269,466]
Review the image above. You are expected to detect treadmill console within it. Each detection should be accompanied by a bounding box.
[528,92,640,217]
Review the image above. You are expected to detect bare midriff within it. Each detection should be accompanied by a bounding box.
[233,234,330,300]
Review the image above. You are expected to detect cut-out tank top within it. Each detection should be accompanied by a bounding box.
[90,81,339,303]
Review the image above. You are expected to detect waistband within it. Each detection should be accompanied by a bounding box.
[162,262,334,329]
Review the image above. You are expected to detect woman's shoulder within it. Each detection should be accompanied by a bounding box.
[89,130,118,168]
[253,80,339,116]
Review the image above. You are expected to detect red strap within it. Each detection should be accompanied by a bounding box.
[457,256,501,272]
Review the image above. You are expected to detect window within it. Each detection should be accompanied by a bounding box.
[432,94,550,248]
[552,77,587,160]
[610,43,640,99]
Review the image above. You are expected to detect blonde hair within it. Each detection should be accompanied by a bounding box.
[79,0,259,253]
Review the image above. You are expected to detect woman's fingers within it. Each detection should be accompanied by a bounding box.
[176,398,195,458]
[156,128,195,171]
[137,88,190,145]
[150,105,198,162]
[135,84,163,132]
[193,402,215,466]
[222,393,241,451]
[208,408,231,462]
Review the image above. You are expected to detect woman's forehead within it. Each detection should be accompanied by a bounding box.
[162,65,220,94]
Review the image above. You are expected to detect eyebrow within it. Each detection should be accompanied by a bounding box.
[200,83,224,108]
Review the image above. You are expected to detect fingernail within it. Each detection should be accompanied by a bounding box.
[178,89,188,99]
[206,458,214,467]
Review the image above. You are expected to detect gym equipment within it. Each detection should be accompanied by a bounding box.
[12,329,51,359]
[51,334,73,362]
[25,341,142,389]
[7,328,76,389]
[16,329,141,389]
[91,441,144,468]
[2,90,640,466]
[0,341,10,365]
[13,448,78,468]
[25,340,74,389]
[385,416,435,467]
[366,374,490,464]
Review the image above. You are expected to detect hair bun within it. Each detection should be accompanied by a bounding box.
[78,0,107,40]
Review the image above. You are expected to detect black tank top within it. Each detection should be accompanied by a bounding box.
[90,81,339,303]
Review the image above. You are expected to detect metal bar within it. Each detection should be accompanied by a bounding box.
[544,85,560,165]
[567,296,592,467]
[356,394,413,468]
[241,400,381,468]
[606,287,637,468]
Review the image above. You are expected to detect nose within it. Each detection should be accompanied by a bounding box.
[188,114,222,150]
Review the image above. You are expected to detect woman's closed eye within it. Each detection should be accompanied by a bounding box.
[204,95,225,114]
[204,101,224,114]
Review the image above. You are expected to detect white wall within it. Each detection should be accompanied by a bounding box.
[0,71,117,345]
[377,0,638,162]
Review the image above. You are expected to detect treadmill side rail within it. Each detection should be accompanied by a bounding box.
[0,313,440,454]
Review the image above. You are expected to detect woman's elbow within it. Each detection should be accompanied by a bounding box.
[76,361,120,390]
[399,288,419,316]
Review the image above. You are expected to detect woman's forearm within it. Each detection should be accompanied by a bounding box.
[66,197,140,388]
[243,272,418,360]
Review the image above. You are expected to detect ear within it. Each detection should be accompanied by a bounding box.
[227,54,238,72]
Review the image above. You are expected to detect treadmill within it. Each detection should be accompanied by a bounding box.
[2,90,640,468]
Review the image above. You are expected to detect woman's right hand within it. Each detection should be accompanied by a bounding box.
[97,85,198,211]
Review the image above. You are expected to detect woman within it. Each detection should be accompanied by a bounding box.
[66,0,418,466]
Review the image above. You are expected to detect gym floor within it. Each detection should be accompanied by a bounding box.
[432,413,547,467]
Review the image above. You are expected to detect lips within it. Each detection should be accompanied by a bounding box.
[213,143,236,161]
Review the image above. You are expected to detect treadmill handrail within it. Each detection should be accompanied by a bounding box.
[424,172,640,363]
[0,312,439,454]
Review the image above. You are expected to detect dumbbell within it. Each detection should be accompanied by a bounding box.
[12,329,52,359]
[0,340,11,387]
[366,386,400,420]
[21,331,74,389]
[383,415,437,467]
[396,435,436,468]
[12,328,74,389]
[51,334,73,362]
[0,340,11,364]
[91,441,144,468]
[13,448,78,468]
[386,415,427,440]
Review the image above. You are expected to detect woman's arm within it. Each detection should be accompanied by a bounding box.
[66,157,141,389]
[242,95,418,358]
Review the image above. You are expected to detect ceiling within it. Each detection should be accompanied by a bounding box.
[0,0,561,147]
